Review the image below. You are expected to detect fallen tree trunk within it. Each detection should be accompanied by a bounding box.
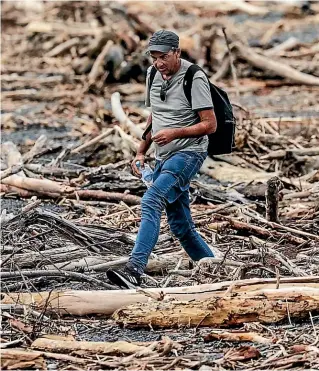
[113,287,319,328]
[1,277,318,316]
[233,42,319,86]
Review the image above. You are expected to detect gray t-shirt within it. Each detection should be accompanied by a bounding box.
[146,59,213,160]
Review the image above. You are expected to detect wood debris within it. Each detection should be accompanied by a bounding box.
[1,1,319,370]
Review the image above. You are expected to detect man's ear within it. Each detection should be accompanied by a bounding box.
[175,48,181,58]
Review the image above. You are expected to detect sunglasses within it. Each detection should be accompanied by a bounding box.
[160,80,170,101]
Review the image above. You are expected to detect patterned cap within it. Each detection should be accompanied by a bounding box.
[147,30,179,53]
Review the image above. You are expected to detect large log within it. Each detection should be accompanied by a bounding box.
[113,287,319,328]
[1,277,318,316]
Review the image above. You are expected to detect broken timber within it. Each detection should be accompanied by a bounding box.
[113,286,319,328]
[1,277,318,317]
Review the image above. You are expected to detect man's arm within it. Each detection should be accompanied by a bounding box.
[152,109,216,146]
[176,109,217,138]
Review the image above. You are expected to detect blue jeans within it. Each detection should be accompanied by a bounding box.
[127,151,214,275]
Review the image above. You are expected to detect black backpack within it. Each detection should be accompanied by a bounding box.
[142,64,236,156]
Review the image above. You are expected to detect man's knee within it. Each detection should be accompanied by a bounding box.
[141,186,166,214]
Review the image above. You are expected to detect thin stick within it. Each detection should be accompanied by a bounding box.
[222,28,239,101]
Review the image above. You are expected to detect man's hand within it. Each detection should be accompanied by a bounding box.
[131,153,145,177]
[152,129,177,147]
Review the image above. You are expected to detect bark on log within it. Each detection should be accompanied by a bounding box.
[113,287,319,328]
[1,277,318,316]
[233,42,319,86]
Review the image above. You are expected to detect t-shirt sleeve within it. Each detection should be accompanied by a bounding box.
[191,71,214,112]
[145,66,152,108]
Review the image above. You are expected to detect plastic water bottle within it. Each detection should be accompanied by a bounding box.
[136,161,153,188]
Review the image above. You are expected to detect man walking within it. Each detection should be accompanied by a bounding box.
[107,30,216,289]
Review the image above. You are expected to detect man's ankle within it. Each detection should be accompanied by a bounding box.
[125,263,142,277]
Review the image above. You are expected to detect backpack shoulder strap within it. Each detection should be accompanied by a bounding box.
[183,64,202,106]
[146,66,157,107]
[143,66,157,141]
[149,66,157,88]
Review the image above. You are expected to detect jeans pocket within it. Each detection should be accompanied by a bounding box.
[162,152,204,190]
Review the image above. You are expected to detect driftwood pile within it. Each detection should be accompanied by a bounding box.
[2,1,319,89]
[1,1,319,370]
